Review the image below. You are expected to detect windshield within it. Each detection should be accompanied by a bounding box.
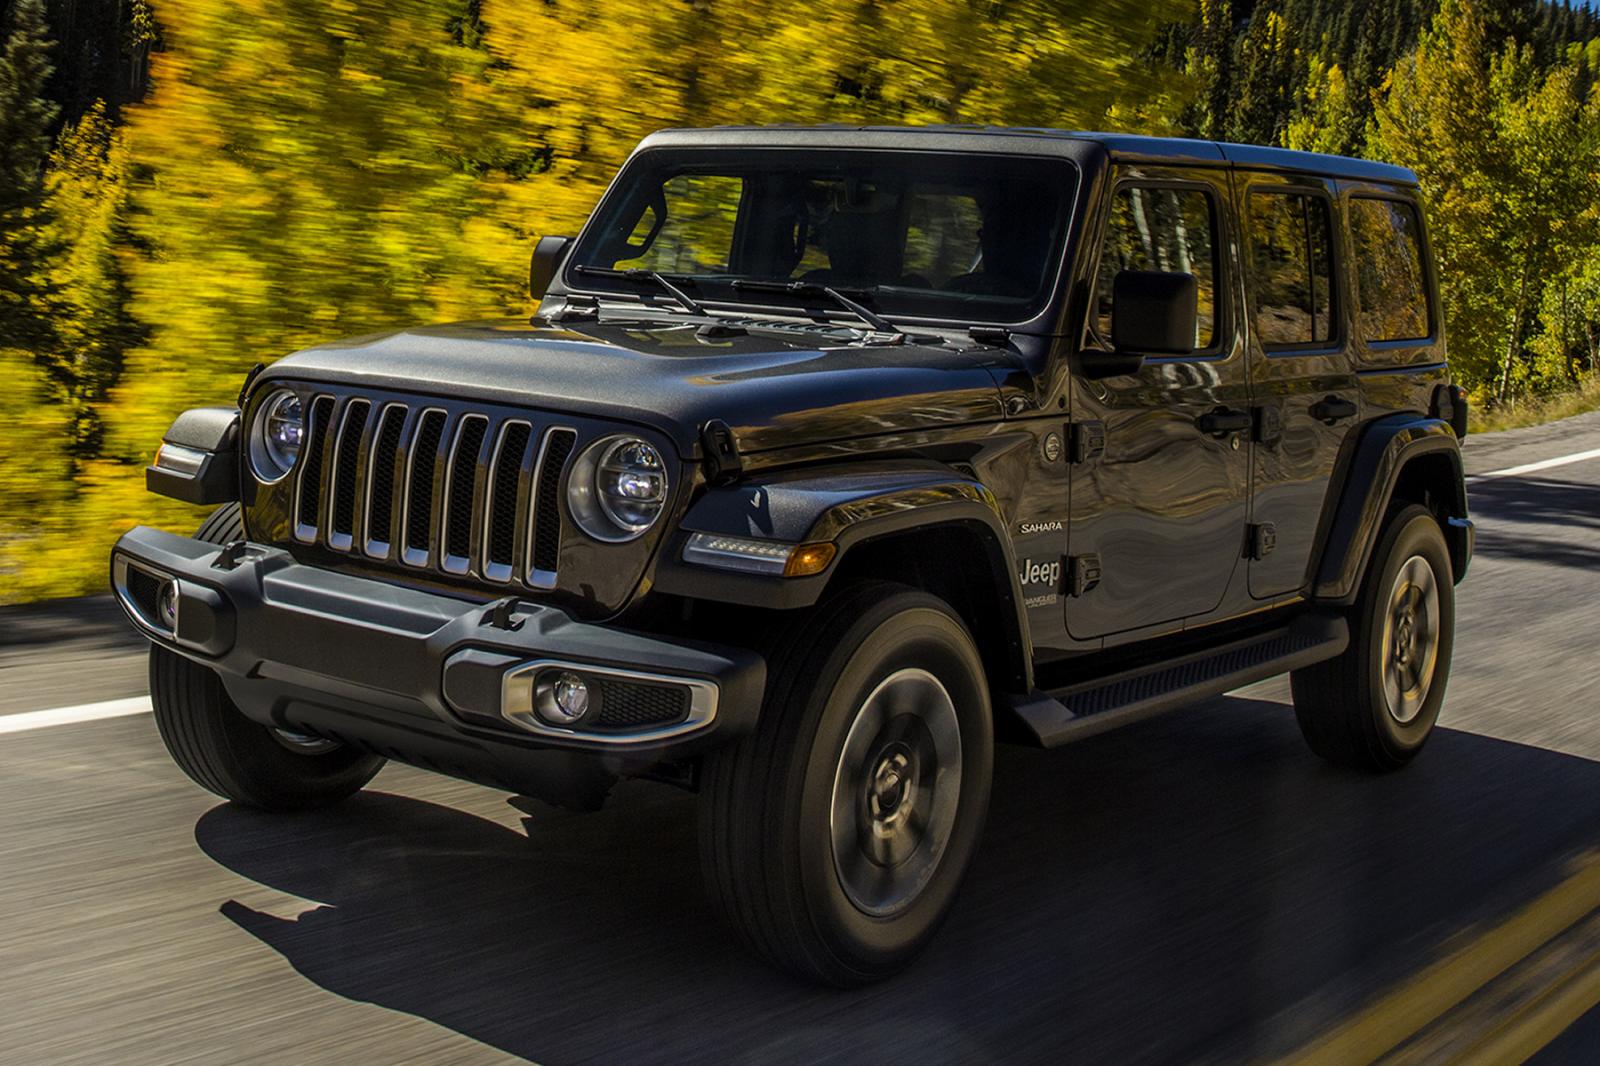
[565,148,1078,325]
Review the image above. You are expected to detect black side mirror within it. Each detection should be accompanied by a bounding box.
[528,235,573,299]
[1081,270,1199,379]
[1113,270,1197,356]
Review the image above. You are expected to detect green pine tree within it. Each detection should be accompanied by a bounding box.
[0,0,61,352]
[44,99,145,458]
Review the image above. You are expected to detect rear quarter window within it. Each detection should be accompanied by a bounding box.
[1348,197,1431,345]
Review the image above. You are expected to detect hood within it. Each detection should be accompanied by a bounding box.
[261,318,1011,457]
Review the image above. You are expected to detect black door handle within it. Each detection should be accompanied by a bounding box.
[1310,396,1358,424]
[1197,408,1252,435]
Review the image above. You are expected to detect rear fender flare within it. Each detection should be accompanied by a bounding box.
[1312,415,1468,603]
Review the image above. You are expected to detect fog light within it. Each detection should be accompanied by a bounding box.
[156,580,179,631]
[537,670,592,726]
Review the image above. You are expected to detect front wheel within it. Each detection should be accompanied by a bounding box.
[1292,504,1456,771]
[699,583,993,986]
[148,503,385,810]
[150,645,386,810]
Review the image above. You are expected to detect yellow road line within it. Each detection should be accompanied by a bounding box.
[1453,945,1600,1065]
[1276,852,1600,1066]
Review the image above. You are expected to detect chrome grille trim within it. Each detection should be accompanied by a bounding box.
[361,402,409,559]
[280,389,579,590]
[440,414,490,576]
[481,419,533,584]
[527,426,577,589]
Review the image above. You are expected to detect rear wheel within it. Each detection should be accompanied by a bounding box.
[148,504,385,810]
[1292,504,1455,771]
[699,582,993,985]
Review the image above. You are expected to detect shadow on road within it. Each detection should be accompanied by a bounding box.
[195,696,1600,1064]
[1470,475,1600,568]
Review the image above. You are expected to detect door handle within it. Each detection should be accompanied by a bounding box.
[1309,396,1358,424]
[1197,408,1252,435]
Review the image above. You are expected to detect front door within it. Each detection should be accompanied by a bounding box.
[1067,168,1251,641]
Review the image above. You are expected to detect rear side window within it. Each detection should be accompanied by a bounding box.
[1348,197,1430,343]
[1249,191,1336,347]
[1095,185,1218,350]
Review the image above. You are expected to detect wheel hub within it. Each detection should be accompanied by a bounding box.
[868,744,913,821]
[1380,554,1441,725]
[830,668,963,918]
[271,728,341,755]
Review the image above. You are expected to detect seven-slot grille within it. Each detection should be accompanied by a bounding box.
[290,393,577,588]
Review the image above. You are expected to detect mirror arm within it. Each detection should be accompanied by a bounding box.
[1076,345,1146,380]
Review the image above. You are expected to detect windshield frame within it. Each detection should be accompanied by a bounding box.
[556,144,1084,333]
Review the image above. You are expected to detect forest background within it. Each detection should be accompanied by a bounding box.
[2,0,1598,602]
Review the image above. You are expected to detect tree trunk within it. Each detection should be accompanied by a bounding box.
[1498,249,1535,404]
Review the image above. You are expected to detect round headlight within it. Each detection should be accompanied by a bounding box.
[568,435,670,542]
[249,389,304,483]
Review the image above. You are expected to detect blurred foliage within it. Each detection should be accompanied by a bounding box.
[5,0,1600,603]
[0,0,1192,602]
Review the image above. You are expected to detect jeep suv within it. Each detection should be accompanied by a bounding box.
[112,126,1472,985]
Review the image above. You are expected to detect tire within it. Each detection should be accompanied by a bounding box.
[193,501,246,545]
[1291,504,1455,771]
[147,504,385,810]
[699,582,994,986]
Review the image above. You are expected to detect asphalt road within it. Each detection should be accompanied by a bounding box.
[4,412,1600,1064]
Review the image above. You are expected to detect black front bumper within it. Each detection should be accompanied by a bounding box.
[111,526,765,792]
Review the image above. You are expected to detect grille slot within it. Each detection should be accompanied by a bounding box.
[484,421,532,582]
[363,403,408,557]
[403,409,448,566]
[441,415,489,574]
[294,395,336,539]
[328,399,371,550]
[530,428,576,586]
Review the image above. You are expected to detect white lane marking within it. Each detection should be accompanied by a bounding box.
[1469,446,1600,483]
[0,695,151,735]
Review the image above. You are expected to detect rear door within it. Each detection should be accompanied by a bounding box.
[1067,166,1251,641]
[1239,173,1362,599]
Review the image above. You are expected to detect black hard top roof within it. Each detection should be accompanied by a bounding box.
[638,125,1418,187]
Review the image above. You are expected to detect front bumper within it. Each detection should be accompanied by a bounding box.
[111,526,765,789]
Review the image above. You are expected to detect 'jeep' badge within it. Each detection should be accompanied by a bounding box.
[1017,557,1062,589]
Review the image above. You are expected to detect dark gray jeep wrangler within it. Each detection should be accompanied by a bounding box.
[113,126,1472,985]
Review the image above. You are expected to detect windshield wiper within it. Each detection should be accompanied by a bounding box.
[574,265,708,316]
[731,279,908,340]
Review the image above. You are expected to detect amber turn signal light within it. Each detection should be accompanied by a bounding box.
[783,542,837,577]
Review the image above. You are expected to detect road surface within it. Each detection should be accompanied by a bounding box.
[3,412,1600,1064]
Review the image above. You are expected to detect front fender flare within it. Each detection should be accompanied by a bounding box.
[654,463,1031,681]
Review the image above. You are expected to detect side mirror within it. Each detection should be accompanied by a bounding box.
[528,235,574,299]
[1081,270,1198,379]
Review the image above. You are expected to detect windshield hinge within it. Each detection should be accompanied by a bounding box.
[237,362,265,408]
[700,420,742,484]
[543,295,598,324]
[969,326,1010,347]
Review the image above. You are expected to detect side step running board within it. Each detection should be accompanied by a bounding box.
[1006,613,1349,748]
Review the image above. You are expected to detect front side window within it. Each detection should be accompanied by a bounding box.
[1094,185,1218,350]
[567,149,1078,324]
[1348,197,1430,343]
[1250,191,1336,347]
[615,174,743,275]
